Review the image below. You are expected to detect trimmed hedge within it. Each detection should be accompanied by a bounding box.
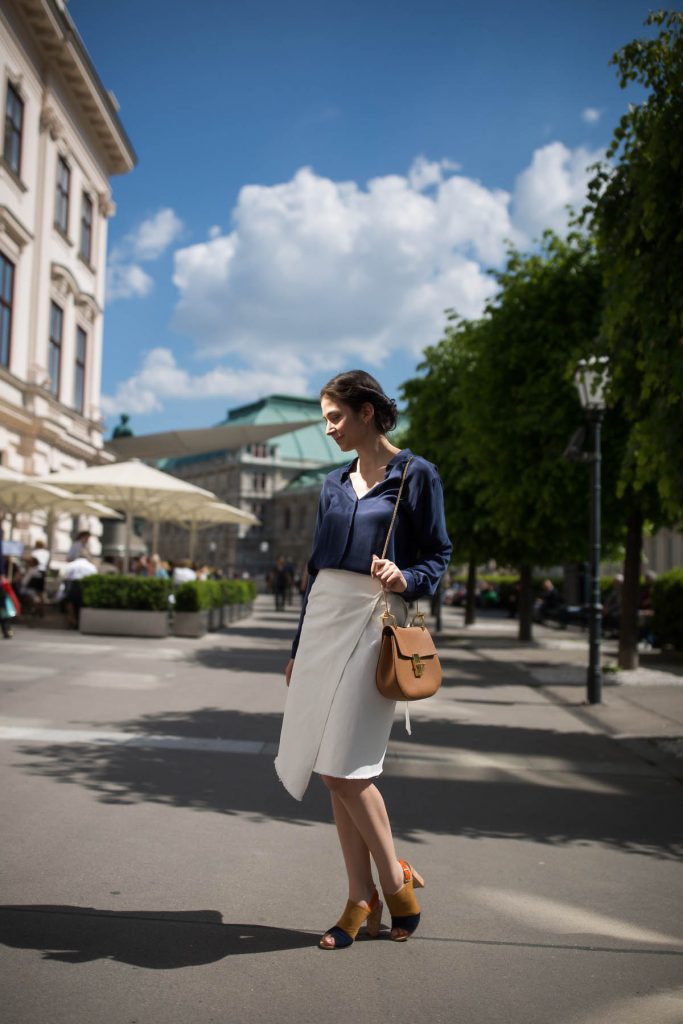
[81,574,258,615]
[653,569,683,650]
[81,574,171,611]
[174,578,257,613]
[219,578,257,604]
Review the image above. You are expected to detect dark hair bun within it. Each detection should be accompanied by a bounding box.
[320,370,398,434]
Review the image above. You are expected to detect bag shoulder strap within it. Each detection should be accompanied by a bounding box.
[380,455,414,560]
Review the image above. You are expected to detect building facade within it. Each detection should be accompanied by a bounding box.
[156,395,346,575]
[0,0,135,552]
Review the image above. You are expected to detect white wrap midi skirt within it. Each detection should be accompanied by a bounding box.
[274,568,408,801]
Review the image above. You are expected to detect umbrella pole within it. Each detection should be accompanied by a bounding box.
[46,509,55,560]
[124,509,132,573]
[189,522,197,562]
[151,519,159,555]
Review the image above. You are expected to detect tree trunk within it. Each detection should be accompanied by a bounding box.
[465,555,477,625]
[518,564,534,642]
[618,509,643,670]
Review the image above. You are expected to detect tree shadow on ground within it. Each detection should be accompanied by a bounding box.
[191,646,288,673]
[14,708,683,861]
[0,905,315,968]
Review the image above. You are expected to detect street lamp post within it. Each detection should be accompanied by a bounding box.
[574,356,609,705]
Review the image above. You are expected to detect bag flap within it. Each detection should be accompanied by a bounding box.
[384,624,438,659]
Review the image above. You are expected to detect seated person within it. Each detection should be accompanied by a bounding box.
[18,557,46,610]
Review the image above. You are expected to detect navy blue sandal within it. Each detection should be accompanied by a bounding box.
[319,890,382,949]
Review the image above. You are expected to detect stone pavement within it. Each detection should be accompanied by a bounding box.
[0,598,682,1024]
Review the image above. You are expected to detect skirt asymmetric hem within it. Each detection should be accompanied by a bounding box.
[274,569,408,801]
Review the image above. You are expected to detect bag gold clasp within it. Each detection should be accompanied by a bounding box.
[411,653,424,677]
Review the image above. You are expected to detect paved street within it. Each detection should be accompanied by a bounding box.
[1,599,682,1024]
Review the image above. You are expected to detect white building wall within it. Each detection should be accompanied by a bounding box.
[0,0,134,558]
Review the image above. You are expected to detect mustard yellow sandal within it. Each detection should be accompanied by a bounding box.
[384,860,425,941]
[319,889,383,949]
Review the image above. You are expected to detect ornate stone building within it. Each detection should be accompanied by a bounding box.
[0,0,135,553]
[157,394,345,575]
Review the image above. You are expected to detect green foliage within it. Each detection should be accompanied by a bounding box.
[402,316,501,563]
[583,11,683,519]
[219,578,257,604]
[81,574,171,611]
[174,578,256,612]
[174,580,214,612]
[652,569,683,649]
[407,233,628,570]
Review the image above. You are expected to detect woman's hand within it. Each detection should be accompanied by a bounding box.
[371,555,407,593]
[285,658,295,686]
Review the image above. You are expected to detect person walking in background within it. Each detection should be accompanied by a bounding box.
[271,555,290,611]
[1,574,19,638]
[275,370,451,950]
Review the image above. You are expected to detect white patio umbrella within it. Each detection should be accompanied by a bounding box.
[36,460,218,570]
[165,499,259,561]
[0,467,122,538]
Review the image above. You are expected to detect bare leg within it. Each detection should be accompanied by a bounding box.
[321,776,408,943]
[330,792,374,903]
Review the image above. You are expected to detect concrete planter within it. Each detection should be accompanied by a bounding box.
[172,609,210,638]
[80,607,168,637]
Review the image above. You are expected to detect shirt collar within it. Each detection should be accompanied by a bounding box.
[340,448,412,481]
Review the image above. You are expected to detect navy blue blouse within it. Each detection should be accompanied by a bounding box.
[291,448,452,657]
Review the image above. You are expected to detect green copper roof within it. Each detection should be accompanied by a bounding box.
[160,394,347,470]
[220,394,346,463]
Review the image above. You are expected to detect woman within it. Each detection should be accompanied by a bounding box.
[275,370,452,949]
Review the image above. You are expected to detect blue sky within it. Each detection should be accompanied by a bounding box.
[67,0,655,437]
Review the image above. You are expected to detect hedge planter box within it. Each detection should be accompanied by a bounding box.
[80,607,168,637]
[173,610,209,638]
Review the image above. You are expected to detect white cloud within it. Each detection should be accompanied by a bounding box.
[106,263,153,302]
[106,207,183,304]
[581,107,602,124]
[100,347,309,416]
[512,141,604,239]
[105,143,604,415]
[131,208,184,261]
[408,156,461,191]
[171,158,515,365]
[170,146,597,370]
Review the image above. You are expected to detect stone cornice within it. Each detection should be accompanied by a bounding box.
[17,0,137,175]
[0,204,33,251]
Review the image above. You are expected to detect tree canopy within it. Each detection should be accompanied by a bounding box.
[402,232,627,571]
[583,10,683,520]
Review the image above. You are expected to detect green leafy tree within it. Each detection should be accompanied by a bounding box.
[406,233,626,641]
[583,10,683,666]
[402,316,502,623]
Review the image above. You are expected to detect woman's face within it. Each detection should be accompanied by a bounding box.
[321,395,373,452]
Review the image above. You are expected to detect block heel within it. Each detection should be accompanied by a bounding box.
[384,859,424,942]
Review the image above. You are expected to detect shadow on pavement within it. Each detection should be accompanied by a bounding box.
[14,707,683,860]
[0,905,314,967]
[191,646,288,672]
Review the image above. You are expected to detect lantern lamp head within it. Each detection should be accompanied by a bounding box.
[574,356,609,411]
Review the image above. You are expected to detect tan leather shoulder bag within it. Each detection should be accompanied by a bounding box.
[375,457,442,702]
